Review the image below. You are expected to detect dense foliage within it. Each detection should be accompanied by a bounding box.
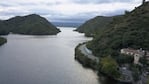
[75,1,149,81]
[0,14,60,35]
[75,43,98,69]
[88,2,149,58]
[0,37,7,46]
[147,76,149,84]
[75,16,113,37]
[99,56,120,78]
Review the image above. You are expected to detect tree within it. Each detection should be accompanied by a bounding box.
[0,37,7,46]
[125,10,130,15]
[100,56,120,78]
[147,76,149,84]
[143,0,145,4]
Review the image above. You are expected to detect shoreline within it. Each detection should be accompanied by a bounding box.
[75,43,98,70]
[74,43,133,84]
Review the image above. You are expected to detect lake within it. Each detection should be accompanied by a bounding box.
[0,27,102,84]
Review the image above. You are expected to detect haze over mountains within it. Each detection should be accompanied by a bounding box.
[52,22,82,27]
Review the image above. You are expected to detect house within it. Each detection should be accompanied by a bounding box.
[120,48,145,64]
[145,51,149,61]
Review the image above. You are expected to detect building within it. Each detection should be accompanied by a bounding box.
[120,48,145,64]
[146,51,149,61]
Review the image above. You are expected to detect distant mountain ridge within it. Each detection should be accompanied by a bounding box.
[0,14,60,35]
[52,22,82,27]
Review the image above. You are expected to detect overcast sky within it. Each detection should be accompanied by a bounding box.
[0,0,147,22]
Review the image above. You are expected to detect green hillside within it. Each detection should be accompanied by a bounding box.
[75,16,113,37]
[0,14,60,35]
[0,37,7,46]
[88,2,149,57]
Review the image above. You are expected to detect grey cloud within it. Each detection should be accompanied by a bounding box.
[49,18,86,23]
[29,9,50,15]
[0,3,11,7]
[47,9,126,23]
[45,12,89,23]
[17,1,60,6]
[73,0,132,4]
[44,2,62,6]
[0,11,28,16]
[0,0,141,22]
[0,2,15,7]
[102,10,125,16]
[17,2,38,6]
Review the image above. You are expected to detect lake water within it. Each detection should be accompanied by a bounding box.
[0,27,102,84]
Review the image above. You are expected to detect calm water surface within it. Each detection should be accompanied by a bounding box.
[0,27,102,84]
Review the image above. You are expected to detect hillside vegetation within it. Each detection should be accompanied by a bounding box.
[0,37,7,46]
[0,14,60,35]
[75,16,113,37]
[88,2,149,58]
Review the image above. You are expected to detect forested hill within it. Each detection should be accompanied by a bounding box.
[0,37,7,46]
[88,1,149,57]
[75,16,113,37]
[0,14,60,35]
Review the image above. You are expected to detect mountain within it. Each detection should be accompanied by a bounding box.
[0,37,7,46]
[0,14,60,35]
[87,2,149,57]
[52,22,82,27]
[75,16,113,37]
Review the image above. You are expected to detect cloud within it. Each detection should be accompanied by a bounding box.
[0,0,145,22]
[73,0,133,4]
